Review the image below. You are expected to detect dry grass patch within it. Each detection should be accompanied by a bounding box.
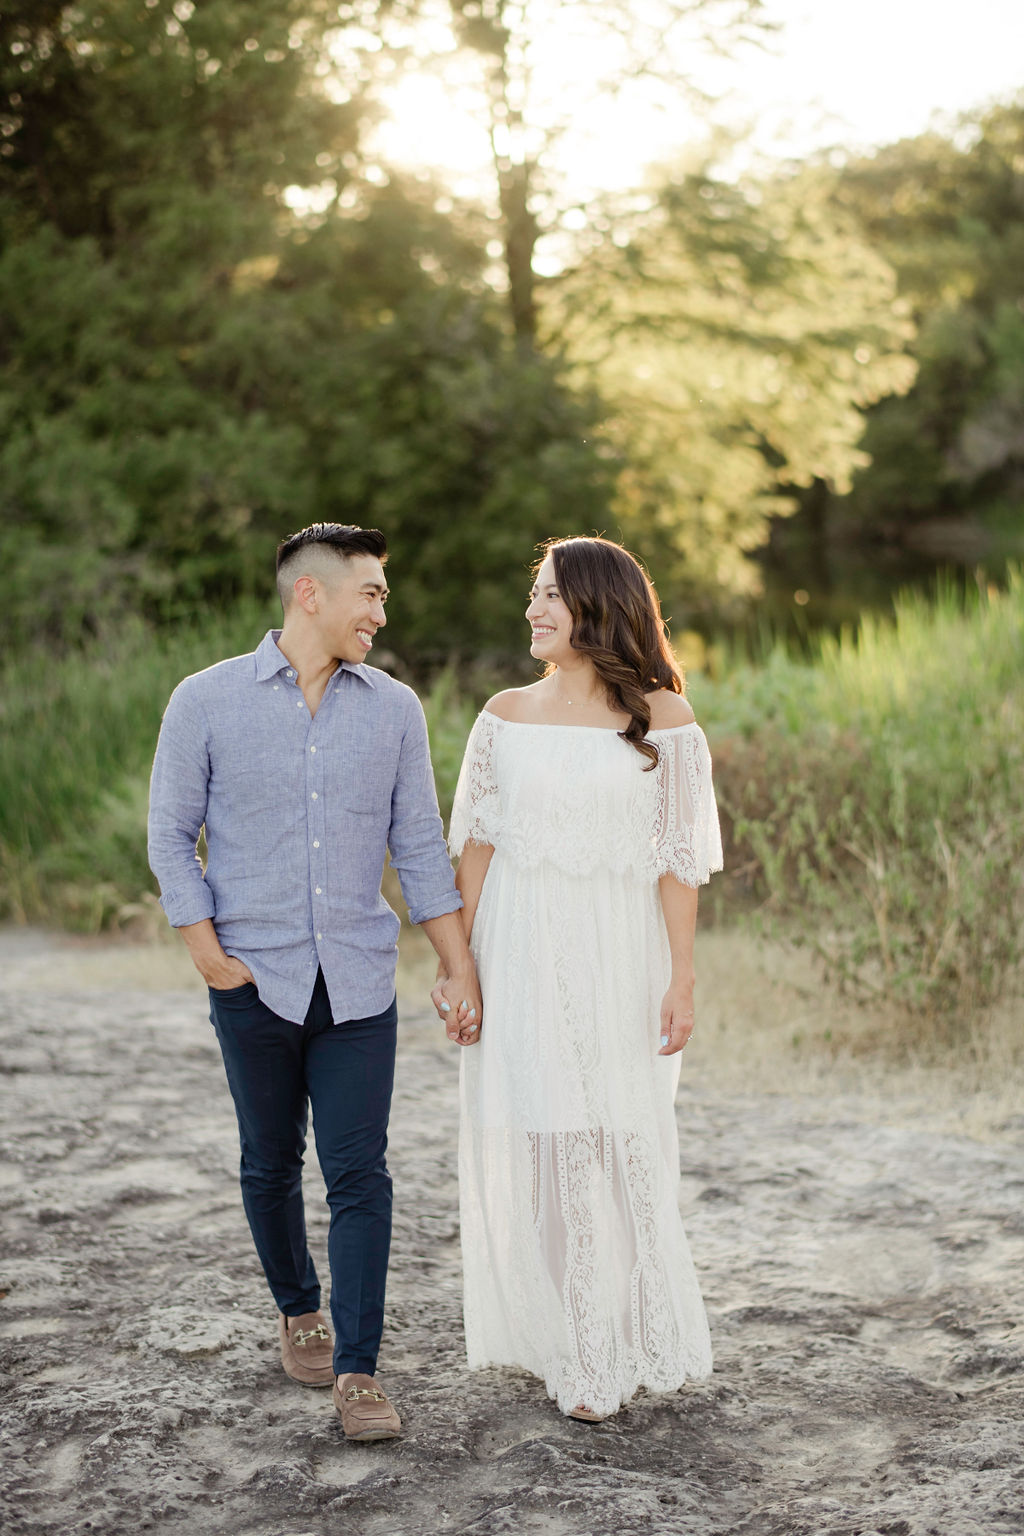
[2,922,1018,1140]
[691,928,1024,1139]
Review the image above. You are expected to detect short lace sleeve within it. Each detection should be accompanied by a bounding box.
[651,725,724,887]
[448,710,503,857]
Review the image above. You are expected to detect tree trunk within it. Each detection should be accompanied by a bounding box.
[496,157,538,351]
[803,476,833,596]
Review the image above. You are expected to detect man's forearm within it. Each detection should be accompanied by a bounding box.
[178,920,254,989]
[419,910,475,981]
[147,685,218,926]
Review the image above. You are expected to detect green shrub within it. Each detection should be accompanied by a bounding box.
[0,612,478,930]
[4,573,1022,1028]
[0,603,277,928]
[693,572,1024,1015]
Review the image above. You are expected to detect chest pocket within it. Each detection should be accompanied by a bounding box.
[326,681,403,814]
[338,752,397,815]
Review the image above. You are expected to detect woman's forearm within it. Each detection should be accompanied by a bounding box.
[454,840,495,945]
[658,873,698,988]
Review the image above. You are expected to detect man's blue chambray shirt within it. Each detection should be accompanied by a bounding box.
[147,630,462,1025]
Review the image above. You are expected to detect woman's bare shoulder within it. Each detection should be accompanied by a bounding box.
[483,684,545,722]
[646,689,696,730]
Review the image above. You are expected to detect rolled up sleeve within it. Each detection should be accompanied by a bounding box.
[147,681,217,927]
[388,693,463,926]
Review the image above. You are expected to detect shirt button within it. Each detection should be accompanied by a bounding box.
[310,746,317,754]
[311,792,318,800]
[316,932,323,941]
[297,701,303,709]
[286,669,294,678]
[315,887,322,895]
[273,684,279,691]
[313,840,320,848]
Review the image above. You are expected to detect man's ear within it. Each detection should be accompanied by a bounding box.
[292,575,318,614]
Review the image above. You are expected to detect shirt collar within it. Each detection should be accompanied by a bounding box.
[253,630,378,688]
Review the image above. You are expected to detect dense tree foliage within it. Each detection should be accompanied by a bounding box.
[7,2,1016,661]
[0,0,610,654]
[553,156,915,612]
[779,97,1024,570]
[424,0,772,347]
[0,0,361,241]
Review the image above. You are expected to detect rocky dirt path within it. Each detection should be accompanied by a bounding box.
[1,933,1022,1536]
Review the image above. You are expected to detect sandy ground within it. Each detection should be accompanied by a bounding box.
[1,926,1022,1536]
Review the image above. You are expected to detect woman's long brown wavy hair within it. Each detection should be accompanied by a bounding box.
[540,536,683,769]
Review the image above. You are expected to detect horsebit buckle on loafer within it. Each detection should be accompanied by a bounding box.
[294,1324,330,1347]
[345,1386,388,1402]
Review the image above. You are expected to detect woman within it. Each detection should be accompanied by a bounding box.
[439,536,722,1421]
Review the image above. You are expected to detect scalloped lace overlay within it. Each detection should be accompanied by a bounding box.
[452,713,721,1416]
[448,711,723,883]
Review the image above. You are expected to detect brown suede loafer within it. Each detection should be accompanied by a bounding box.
[279,1311,334,1387]
[333,1372,402,1440]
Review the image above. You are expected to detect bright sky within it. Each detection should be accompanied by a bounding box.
[368,0,1024,189]
[731,0,1024,157]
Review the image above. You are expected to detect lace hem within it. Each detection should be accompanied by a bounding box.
[449,712,724,886]
[461,1122,713,1417]
[650,725,724,886]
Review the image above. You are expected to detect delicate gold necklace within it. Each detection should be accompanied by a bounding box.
[555,676,601,708]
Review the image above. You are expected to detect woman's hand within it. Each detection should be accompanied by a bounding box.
[658,981,695,1056]
[431,969,482,1046]
[422,912,482,1046]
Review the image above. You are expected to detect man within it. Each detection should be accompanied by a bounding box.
[148,522,481,1442]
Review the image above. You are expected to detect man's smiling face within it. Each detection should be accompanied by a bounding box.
[315,553,389,664]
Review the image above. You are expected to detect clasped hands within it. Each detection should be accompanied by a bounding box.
[431,969,482,1047]
[433,975,690,1052]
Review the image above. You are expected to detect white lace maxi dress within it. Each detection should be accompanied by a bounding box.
[449,711,724,1418]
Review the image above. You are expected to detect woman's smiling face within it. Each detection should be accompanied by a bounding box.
[526,553,575,666]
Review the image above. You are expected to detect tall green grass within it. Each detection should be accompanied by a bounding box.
[0,607,477,930]
[0,602,279,928]
[3,576,1021,1026]
[691,572,1024,1015]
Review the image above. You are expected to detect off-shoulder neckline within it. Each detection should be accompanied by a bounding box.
[480,709,701,737]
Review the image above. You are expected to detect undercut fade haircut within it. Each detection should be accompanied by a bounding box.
[275,523,387,608]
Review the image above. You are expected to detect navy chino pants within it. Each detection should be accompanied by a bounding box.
[208,968,397,1375]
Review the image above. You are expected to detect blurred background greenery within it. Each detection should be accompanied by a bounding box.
[1,2,1022,1045]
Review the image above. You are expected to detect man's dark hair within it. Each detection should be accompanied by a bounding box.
[276,522,387,572]
[275,523,387,607]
